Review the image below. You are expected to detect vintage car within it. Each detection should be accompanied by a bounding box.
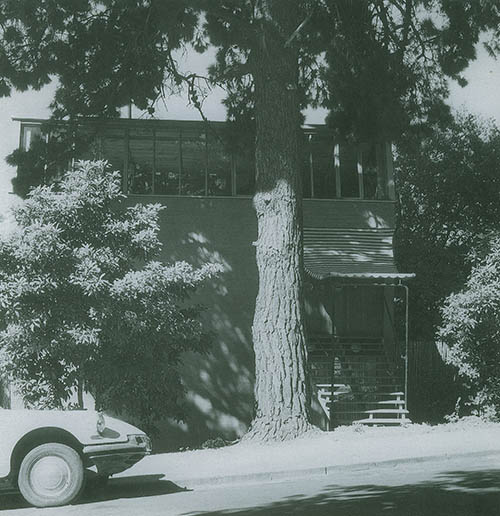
[0,408,151,507]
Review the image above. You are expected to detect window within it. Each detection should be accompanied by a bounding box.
[338,144,360,198]
[155,128,181,195]
[310,133,337,199]
[100,127,126,178]
[208,135,232,196]
[128,127,154,194]
[235,142,255,196]
[118,125,235,196]
[21,125,42,151]
[361,144,378,199]
[300,135,393,200]
[181,137,206,196]
[20,120,394,200]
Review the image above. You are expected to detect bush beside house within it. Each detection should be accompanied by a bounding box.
[0,161,221,432]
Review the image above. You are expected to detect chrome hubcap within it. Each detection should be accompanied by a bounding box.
[30,456,71,497]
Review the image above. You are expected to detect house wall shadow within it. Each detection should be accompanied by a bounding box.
[125,196,258,451]
[123,196,398,450]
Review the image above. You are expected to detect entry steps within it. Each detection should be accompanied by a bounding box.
[355,392,411,426]
[316,387,411,427]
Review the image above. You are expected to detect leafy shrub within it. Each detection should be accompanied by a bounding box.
[201,437,233,449]
[438,235,500,416]
[0,161,222,430]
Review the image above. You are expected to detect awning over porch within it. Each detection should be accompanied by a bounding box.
[303,227,415,281]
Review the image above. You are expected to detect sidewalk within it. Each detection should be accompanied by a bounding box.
[117,418,500,488]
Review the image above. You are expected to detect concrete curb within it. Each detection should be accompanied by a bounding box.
[172,448,500,489]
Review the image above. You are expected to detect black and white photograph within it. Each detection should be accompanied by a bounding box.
[1,1,500,514]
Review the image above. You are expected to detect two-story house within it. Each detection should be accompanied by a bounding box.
[13,117,414,449]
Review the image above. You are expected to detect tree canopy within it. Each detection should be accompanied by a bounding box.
[395,113,500,340]
[2,1,498,133]
[2,0,500,440]
[0,161,220,430]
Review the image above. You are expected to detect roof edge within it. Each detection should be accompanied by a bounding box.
[305,269,416,281]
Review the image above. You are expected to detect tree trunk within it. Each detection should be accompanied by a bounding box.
[244,6,313,441]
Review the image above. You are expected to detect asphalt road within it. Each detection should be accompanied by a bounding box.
[1,454,500,515]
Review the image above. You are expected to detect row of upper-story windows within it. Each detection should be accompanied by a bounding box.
[17,120,395,201]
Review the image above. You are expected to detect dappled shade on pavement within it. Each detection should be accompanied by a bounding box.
[184,468,500,516]
[1,463,500,515]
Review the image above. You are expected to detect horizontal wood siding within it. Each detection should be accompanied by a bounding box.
[303,200,395,229]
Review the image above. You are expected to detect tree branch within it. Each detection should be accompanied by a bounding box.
[285,9,314,48]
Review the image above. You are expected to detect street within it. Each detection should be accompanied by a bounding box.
[1,454,499,515]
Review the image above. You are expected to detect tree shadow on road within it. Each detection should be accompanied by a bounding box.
[78,474,190,505]
[0,474,189,511]
[183,468,500,516]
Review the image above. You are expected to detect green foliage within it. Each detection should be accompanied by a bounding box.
[438,236,500,415]
[6,122,101,198]
[207,1,500,142]
[0,161,221,428]
[1,1,498,132]
[395,113,500,339]
[201,436,232,449]
[0,0,199,117]
[321,0,452,141]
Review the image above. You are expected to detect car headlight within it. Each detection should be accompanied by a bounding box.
[128,434,152,452]
[96,412,106,435]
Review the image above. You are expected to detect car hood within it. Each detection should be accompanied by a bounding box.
[0,408,146,446]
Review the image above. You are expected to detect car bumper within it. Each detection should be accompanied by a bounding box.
[83,440,151,476]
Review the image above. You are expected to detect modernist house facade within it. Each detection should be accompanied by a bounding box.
[13,117,414,449]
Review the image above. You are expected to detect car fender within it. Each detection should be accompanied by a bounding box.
[0,409,145,479]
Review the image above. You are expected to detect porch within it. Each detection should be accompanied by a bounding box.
[309,334,408,427]
[303,226,414,429]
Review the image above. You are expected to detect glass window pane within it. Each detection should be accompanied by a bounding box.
[375,143,389,199]
[361,144,378,199]
[22,125,42,150]
[156,129,181,195]
[181,138,206,196]
[102,136,125,176]
[301,134,312,199]
[339,144,359,198]
[128,127,154,194]
[208,135,231,196]
[235,145,255,196]
[311,134,336,199]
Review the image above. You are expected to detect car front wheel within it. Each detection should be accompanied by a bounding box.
[18,443,85,507]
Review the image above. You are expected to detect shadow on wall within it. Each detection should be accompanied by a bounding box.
[132,197,399,450]
[135,197,258,452]
[407,341,458,423]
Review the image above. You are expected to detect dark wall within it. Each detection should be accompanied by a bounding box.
[124,195,396,450]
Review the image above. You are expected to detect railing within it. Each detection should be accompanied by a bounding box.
[309,333,405,427]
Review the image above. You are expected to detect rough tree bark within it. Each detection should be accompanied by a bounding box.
[244,4,314,441]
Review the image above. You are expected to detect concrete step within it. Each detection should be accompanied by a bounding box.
[365,409,409,414]
[356,418,412,425]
